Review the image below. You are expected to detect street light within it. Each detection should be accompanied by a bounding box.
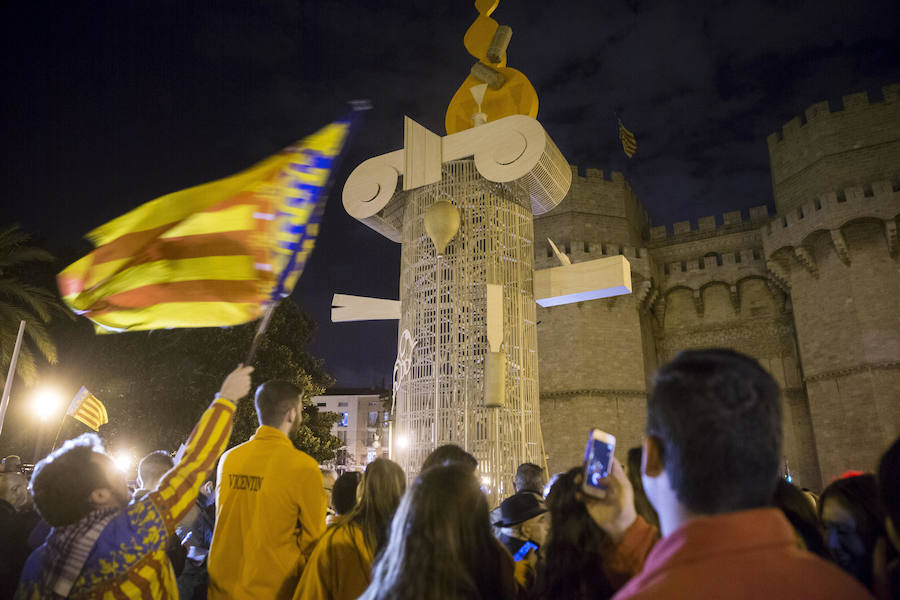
[31,388,63,421]
[112,451,135,473]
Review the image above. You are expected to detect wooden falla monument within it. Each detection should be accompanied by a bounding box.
[334,0,632,502]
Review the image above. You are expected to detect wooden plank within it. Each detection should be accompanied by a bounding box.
[534,255,632,308]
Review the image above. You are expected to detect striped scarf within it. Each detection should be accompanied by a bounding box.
[41,506,119,597]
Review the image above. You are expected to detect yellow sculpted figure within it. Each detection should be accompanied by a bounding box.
[445,0,539,134]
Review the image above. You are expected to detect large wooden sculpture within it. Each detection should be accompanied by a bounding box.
[336,1,632,501]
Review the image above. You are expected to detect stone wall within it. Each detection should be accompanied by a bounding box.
[533,84,899,490]
[767,84,900,215]
[764,214,900,481]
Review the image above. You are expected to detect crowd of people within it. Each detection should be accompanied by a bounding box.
[1,349,898,599]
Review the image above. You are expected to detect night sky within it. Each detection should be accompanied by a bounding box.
[3,1,899,387]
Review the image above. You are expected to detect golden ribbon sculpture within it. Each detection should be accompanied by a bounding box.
[445,0,539,134]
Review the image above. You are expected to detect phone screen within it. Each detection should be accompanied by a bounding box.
[584,437,614,490]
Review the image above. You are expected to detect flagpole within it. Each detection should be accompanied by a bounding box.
[243,101,371,367]
[245,303,277,365]
[50,414,68,452]
[0,320,26,438]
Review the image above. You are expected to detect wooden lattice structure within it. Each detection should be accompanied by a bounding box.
[394,159,542,502]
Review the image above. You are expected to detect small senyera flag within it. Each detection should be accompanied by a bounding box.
[67,387,109,431]
[618,119,637,158]
[58,116,357,332]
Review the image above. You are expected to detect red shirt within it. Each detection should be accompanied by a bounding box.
[613,508,872,600]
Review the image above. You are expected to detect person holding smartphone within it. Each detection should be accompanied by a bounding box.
[584,349,871,600]
[493,491,551,567]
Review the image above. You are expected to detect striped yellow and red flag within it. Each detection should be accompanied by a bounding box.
[58,117,354,332]
[618,119,637,158]
[67,387,109,431]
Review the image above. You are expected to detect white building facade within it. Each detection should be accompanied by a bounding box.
[314,393,389,469]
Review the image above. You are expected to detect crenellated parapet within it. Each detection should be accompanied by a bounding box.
[767,84,900,148]
[649,206,770,243]
[766,83,900,215]
[657,247,772,316]
[762,180,900,264]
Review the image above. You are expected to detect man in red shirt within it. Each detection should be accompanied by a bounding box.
[594,349,871,600]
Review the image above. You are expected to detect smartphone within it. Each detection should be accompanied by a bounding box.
[582,429,616,498]
[512,540,539,562]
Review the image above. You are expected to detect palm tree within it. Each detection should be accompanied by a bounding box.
[0,225,70,386]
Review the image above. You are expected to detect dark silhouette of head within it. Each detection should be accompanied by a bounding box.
[340,458,406,555]
[30,434,131,526]
[645,349,781,515]
[514,462,545,494]
[137,450,174,491]
[819,474,885,588]
[254,380,302,429]
[532,467,615,600]
[772,478,827,557]
[878,436,900,552]
[361,463,515,600]
[332,471,362,516]
[421,444,477,472]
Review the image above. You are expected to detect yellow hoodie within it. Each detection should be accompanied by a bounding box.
[208,425,326,599]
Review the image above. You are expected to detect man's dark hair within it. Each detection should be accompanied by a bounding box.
[879,436,900,531]
[332,471,362,515]
[514,462,544,493]
[421,444,477,472]
[138,450,174,489]
[626,446,660,529]
[254,381,302,427]
[647,349,781,514]
[30,434,110,526]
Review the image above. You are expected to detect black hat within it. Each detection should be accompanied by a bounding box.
[493,491,548,527]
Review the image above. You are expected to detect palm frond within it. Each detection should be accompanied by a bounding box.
[0,279,54,321]
[0,246,56,270]
[0,226,32,249]
[0,341,37,387]
[0,301,58,364]
[0,279,72,321]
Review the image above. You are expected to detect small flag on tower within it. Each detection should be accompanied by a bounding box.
[618,119,637,158]
[67,387,109,431]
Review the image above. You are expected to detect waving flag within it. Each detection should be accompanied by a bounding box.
[58,117,355,332]
[67,387,109,431]
[618,119,637,158]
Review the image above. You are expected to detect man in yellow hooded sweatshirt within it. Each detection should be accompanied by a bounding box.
[208,380,327,599]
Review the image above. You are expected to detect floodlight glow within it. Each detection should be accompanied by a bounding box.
[395,434,409,449]
[32,388,63,421]
[481,475,492,487]
[112,452,135,473]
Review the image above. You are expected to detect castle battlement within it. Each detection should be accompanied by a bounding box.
[663,248,764,276]
[766,83,900,148]
[569,165,628,183]
[649,205,769,242]
[763,179,900,258]
[535,238,652,277]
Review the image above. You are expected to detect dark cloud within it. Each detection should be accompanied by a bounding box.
[2,0,898,386]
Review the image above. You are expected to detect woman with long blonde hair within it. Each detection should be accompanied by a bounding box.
[293,459,406,600]
[359,462,519,600]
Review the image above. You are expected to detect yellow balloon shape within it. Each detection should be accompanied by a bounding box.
[424,200,461,255]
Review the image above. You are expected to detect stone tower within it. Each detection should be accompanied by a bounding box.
[763,84,900,482]
[534,169,655,474]
[534,83,900,488]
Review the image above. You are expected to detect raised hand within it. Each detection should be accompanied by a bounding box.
[217,364,254,401]
[577,458,638,543]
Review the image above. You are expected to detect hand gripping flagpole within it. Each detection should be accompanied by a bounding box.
[244,101,371,366]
